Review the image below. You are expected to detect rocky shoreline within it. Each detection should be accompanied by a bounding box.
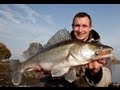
[0,60,120,87]
[0,60,46,87]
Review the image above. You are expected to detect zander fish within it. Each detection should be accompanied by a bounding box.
[10,29,114,85]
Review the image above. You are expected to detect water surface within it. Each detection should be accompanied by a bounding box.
[111,64,120,82]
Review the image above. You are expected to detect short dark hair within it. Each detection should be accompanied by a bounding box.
[72,12,92,27]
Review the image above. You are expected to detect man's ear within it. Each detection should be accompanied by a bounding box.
[72,24,74,29]
[89,27,92,32]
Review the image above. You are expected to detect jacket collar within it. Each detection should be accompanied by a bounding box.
[70,29,100,43]
[87,29,100,42]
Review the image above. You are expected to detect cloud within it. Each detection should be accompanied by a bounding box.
[0,4,38,24]
[0,4,56,43]
[0,5,21,24]
[12,4,40,24]
[43,15,55,25]
[0,4,55,25]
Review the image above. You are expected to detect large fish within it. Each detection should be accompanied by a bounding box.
[10,29,114,85]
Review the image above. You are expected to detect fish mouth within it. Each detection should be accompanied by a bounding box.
[98,48,113,56]
[92,48,113,60]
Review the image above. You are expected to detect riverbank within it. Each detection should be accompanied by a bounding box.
[0,60,46,87]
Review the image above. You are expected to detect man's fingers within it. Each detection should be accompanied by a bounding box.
[34,65,42,72]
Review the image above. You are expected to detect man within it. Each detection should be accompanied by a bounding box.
[69,12,111,87]
[33,12,111,87]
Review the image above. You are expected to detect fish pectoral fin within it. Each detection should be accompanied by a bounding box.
[63,67,77,83]
[51,67,70,77]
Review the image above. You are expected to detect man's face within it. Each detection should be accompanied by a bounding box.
[73,16,92,41]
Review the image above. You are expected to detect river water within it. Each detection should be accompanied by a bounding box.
[111,64,120,82]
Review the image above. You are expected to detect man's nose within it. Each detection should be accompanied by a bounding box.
[78,26,83,32]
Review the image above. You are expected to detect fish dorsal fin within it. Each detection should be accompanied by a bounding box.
[44,28,71,48]
[23,42,43,59]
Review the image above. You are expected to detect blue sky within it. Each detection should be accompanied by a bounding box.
[0,4,120,61]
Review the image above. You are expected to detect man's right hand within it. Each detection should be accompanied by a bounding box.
[84,59,106,75]
[33,64,42,72]
[33,64,50,75]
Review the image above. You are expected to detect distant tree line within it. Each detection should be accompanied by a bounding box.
[0,42,11,60]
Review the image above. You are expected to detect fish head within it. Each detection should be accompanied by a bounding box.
[79,42,113,61]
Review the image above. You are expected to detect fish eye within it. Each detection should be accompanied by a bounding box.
[95,51,99,55]
[99,46,103,49]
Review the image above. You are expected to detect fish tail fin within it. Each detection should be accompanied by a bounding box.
[10,59,22,85]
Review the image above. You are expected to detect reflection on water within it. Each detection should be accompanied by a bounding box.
[111,64,120,82]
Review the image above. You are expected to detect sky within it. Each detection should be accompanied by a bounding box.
[0,4,120,61]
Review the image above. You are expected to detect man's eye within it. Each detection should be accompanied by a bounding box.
[82,25,88,28]
[74,25,80,27]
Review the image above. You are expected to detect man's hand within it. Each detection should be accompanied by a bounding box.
[33,64,42,72]
[33,64,50,75]
[84,59,106,75]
